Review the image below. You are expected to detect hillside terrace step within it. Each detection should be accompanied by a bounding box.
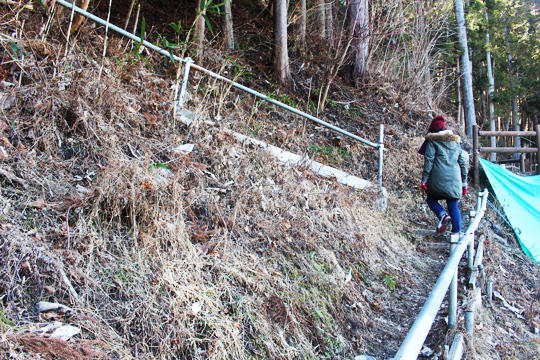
[177,109,386,195]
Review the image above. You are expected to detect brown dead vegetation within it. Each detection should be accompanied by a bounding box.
[0,3,537,360]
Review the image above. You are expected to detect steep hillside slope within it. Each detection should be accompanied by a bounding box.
[0,6,538,360]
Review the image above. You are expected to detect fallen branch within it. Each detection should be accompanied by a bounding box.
[0,167,28,189]
[0,0,34,9]
[493,290,524,318]
[38,254,81,304]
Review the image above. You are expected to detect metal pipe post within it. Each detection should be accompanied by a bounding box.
[177,58,193,110]
[449,233,460,329]
[467,233,475,271]
[465,293,476,347]
[465,310,474,336]
[447,333,464,360]
[378,124,384,190]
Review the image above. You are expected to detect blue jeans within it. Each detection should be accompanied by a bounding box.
[426,196,462,233]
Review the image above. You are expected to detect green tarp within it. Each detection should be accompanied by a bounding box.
[480,158,540,263]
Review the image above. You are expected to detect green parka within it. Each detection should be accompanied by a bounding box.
[422,131,468,199]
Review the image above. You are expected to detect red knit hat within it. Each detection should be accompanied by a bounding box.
[428,116,446,132]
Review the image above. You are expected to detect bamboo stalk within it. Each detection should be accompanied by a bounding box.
[96,0,112,100]
[123,0,136,30]
[64,0,78,58]
[132,4,140,34]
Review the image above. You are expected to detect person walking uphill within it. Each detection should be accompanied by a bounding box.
[419,116,468,234]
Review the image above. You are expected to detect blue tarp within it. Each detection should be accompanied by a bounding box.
[480,158,540,263]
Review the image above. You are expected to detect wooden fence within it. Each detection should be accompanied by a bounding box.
[472,124,540,186]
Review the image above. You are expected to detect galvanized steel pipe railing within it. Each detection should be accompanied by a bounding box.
[394,189,489,360]
[55,0,384,188]
[55,0,381,152]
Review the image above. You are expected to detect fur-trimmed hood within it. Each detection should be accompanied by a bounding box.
[425,130,461,143]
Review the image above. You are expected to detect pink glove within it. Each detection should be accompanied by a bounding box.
[462,186,468,196]
[421,182,428,191]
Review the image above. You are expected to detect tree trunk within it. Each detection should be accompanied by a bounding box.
[326,0,334,45]
[512,97,521,155]
[418,2,432,107]
[317,0,326,39]
[195,0,206,62]
[455,0,476,141]
[456,57,463,130]
[298,0,306,49]
[274,0,291,84]
[485,9,496,161]
[504,25,520,158]
[224,0,234,50]
[350,0,369,85]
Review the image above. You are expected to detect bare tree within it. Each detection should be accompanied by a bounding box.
[224,0,235,50]
[274,0,291,84]
[455,0,476,140]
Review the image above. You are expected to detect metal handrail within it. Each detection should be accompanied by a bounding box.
[394,189,489,359]
[55,1,384,185]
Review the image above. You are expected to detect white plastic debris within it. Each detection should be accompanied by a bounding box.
[354,356,376,360]
[173,143,195,155]
[344,268,352,284]
[36,302,73,316]
[50,325,81,341]
[191,301,202,315]
[420,345,434,356]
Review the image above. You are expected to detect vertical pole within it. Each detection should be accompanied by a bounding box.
[489,117,497,162]
[465,310,474,335]
[378,124,384,190]
[448,333,464,360]
[467,233,474,271]
[536,125,540,174]
[465,291,476,347]
[473,125,479,187]
[177,58,193,111]
[449,233,460,329]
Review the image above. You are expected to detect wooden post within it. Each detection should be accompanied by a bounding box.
[473,125,479,187]
[536,125,540,174]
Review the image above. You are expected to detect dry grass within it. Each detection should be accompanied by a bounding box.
[0,5,537,360]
